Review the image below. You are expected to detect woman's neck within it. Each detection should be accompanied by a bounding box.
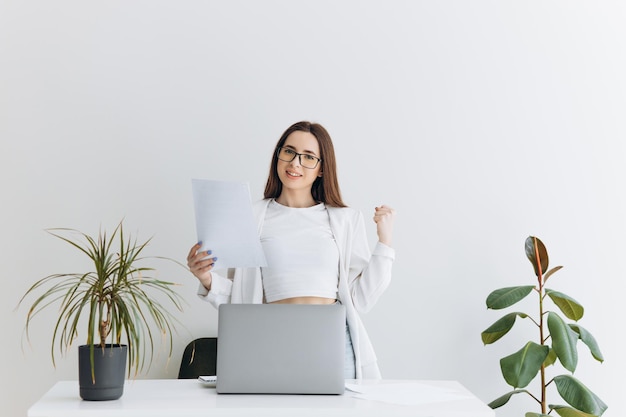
[275,191,317,208]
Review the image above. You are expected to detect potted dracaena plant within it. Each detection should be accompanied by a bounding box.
[18,221,185,401]
[481,236,607,417]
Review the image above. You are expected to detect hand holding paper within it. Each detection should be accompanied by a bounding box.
[192,179,267,269]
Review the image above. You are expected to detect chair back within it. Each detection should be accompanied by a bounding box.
[178,337,217,379]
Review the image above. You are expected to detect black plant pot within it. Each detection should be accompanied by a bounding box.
[78,344,127,401]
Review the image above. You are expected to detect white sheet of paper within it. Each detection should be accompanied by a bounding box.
[192,179,267,269]
[345,382,473,406]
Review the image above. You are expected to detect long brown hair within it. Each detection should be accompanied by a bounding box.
[264,121,346,207]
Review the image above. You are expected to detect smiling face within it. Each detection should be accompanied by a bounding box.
[276,130,322,205]
[264,121,345,208]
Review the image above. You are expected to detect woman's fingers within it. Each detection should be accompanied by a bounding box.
[373,205,395,246]
[187,242,202,263]
[186,243,216,271]
[193,257,216,272]
[186,243,216,291]
[373,205,395,224]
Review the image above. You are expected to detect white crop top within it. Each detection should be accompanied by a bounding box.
[260,200,339,303]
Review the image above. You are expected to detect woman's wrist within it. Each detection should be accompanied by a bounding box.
[199,272,213,292]
[377,232,393,247]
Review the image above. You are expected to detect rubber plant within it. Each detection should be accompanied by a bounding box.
[18,221,185,381]
[481,236,607,417]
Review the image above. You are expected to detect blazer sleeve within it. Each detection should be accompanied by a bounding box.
[346,210,395,313]
[196,268,234,308]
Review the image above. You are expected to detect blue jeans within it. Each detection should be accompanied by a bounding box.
[344,322,356,379]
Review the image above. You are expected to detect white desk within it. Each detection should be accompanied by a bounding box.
[28,379,495,417]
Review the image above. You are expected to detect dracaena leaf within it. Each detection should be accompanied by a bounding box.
[569,324,604,362]
[525,236,549,278]
[486,286,535,310]
[547,312,579,372]
[481,312,528,344]
[553,375,608,416]
[500,341,549,388]
[546,289,585,321]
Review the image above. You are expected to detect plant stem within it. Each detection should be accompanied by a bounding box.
[534,238,547,415]
[99,300,111,348]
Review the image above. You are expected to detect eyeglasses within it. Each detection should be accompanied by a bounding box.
[276,147,322,169]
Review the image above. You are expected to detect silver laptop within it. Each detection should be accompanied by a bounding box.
[216,303,346,394]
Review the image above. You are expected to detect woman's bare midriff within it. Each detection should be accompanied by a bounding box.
[269,296,336,305]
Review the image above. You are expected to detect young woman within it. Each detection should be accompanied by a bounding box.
[187,121,395,379]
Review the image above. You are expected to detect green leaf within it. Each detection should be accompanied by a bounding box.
[481,312,528,344]
[487,389,529,409]
[486,286,535,310]
[543,265,563,284]
[553,375,608,416]
[550,405,597,417]
[547,312,579,372]
[569,324,604,362]
[525,236,549,278]
[500,341,549,388]
[546,289,584,321]
[526,413,551,417]
[543,348,557,367]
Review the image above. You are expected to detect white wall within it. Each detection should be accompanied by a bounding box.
[2,1,625,416]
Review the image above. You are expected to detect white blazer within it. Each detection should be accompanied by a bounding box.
[197,198,395,378]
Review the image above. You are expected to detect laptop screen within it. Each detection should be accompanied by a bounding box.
[216,303,346,394]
